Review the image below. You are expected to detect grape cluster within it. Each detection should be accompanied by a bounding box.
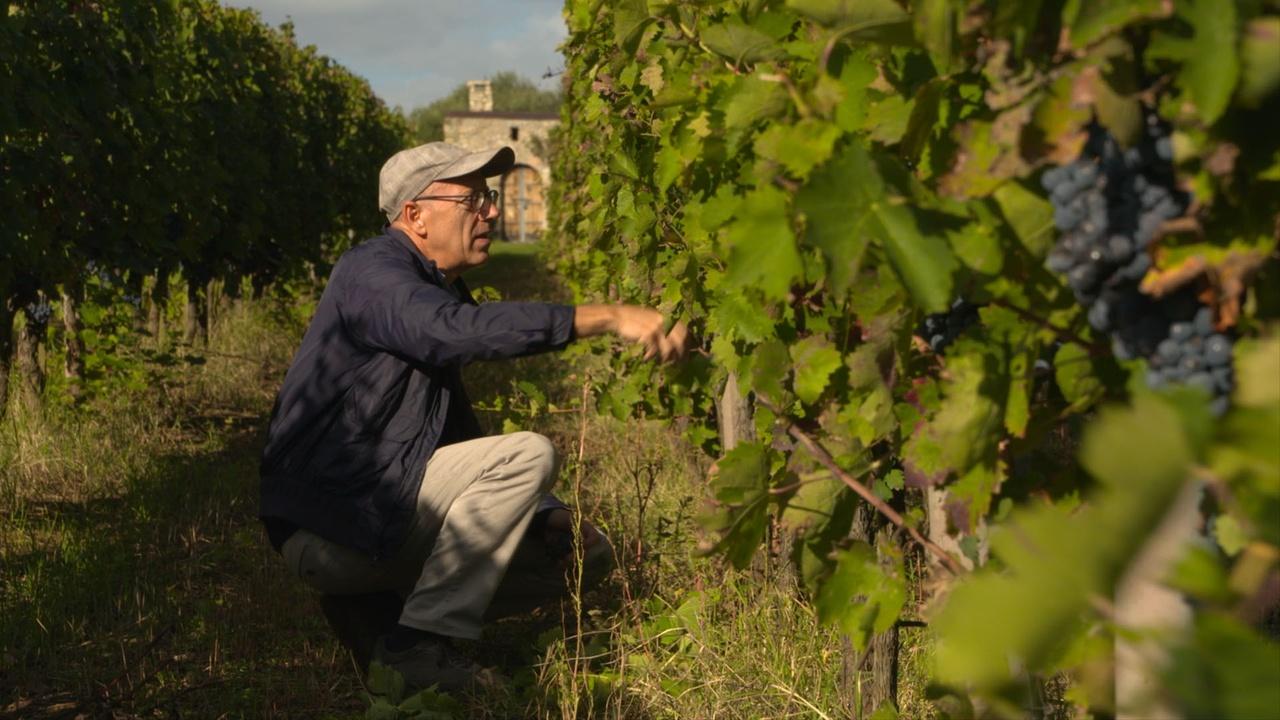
[24,300,53,326]
[1041,121,1183,310]
[918,298,980,354]
[1144,299,1235,416]
[1042,117,1234,414]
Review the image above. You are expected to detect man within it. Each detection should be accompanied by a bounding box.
[259,142,687,693]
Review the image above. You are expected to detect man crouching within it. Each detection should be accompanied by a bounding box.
[259,142,687,693]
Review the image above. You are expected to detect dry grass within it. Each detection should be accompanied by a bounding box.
[0,295,364,719]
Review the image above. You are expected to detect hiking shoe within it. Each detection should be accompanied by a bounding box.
[369,635,501,695]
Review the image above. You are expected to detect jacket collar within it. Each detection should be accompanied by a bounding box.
[385,225,446,285]
[383,225,476,306]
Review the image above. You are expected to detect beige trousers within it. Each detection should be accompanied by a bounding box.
[281,431,612,639]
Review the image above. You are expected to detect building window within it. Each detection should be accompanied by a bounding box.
[510,126,519,141]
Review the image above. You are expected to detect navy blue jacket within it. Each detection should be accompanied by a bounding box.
[259,228,575,558]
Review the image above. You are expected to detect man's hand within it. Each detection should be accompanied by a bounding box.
[574,304,689,363]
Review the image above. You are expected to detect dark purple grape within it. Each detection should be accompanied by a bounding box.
[1123,253,1152,281]
[919,299,982,355]
[1187,372,1215,395]
[1204,335,1231,366]
[1041,166,1068,190]
[1105,235,1134,264]
[1088,300,1111,332]
[1156,338,1182,363]
[1212,366,1233,392]
[1194,307,1215,336]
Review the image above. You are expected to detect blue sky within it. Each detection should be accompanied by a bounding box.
[229,0,567,111]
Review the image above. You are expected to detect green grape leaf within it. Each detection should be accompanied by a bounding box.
[815,542,907,651]
[936,394,1197,690]
[899,78,947,168]
[1147,0,1238,124]
[748,338,792,404]
[639,63,664,94]
[1238,17,1280,108]
[1054,342,1104,411]
[1231,334,1279,410]
[993,180,1056,257]
[754,118,842,179]
[903,343,1006,485]
[701,18,785,65]
[912,0,956,75]
[699,185,742,232]
[834,53,877,132]
[1025,72,1093,165]
[805,142,956,312]
[699,441,772,568]
[1067,0,1167,49]
[779,469,844,530]
[863,93,913,145]
[710,290,776,343]
[948,462,1002,533]
[1207,336,1280,546]
[613,0,655,52]
[1004,343,1033,437]
[1166,613,1280,720]
[787,0,911,44]
[875,198,958,314]
[947,222,1004,275]
[790,335,843,405]
[1167,544,1234,603]
[723,74,789,147]
[723,185,803,301]
[795,144,872,299]
[837,383,897,446]
[1211,514,1248,557]
[938,113,1032,199]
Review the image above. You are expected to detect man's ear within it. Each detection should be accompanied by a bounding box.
[402,202,426,234]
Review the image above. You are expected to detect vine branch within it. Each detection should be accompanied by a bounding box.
[986,297,1104,353]
[761,400,967,576]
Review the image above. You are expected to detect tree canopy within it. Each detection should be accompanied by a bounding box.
[402,71,561,144]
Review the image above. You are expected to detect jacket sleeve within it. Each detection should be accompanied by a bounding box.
[339,253,575,366]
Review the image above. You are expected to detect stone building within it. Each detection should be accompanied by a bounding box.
[443,80,559,241]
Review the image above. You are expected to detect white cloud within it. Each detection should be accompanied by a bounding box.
[228,0,565,109]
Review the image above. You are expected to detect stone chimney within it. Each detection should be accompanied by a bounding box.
[467,80,493,113]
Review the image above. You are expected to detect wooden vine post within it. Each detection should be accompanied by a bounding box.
[61,284,85,400]
[715,371,754,451]
[15,305,46,411]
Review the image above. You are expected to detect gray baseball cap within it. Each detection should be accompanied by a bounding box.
[378,142,515,222]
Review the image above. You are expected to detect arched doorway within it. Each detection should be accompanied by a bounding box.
[499,164,545,242]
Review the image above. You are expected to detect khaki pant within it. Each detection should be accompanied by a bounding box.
[281,431,613,639]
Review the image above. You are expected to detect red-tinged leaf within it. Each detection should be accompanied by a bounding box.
[937,106,1034,200]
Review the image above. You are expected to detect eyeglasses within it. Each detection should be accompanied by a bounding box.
[412,188,500,214]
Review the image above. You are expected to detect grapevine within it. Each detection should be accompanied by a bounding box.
[550,1,1280,717]
[0,0,406,416]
